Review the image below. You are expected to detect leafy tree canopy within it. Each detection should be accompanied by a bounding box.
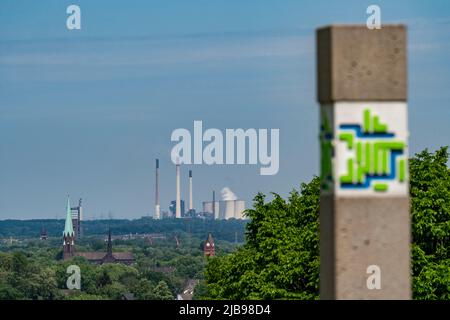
[204,178,320,299]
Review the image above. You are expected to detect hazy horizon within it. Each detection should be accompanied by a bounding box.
[1,0,450,219]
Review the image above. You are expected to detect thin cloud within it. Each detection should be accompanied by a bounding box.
[0,32,313,68]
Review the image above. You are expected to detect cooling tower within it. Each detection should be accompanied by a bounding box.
[202,200,246,220]
[219,200,234,220]
[203,201,219,218]
[234,200,246,219]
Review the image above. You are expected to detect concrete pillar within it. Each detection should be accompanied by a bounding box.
[317,25,411,299]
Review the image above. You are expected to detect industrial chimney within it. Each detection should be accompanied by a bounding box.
[78,198,83,238]
[176,163,181,218]
[155,159,160,219]
[189,170,193,211]
[212,190,216,219]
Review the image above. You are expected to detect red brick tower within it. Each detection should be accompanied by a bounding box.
[204,233,215,257]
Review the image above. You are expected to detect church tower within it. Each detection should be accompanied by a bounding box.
[203,233,215,257]
[63,196,75,260]
[103,228,116,263]
[106,228,113,256]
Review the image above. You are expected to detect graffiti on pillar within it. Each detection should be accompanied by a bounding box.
[338,109,406,192]
[320,112,333,191]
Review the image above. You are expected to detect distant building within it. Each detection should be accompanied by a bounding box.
[177,279,199,300]
[70,198,83,239]
[40,227,48,240]
[62,197,134,265]
[75,229,134,265]
[185,209,196,218]
[161,210,171,219]
[202,211,215,219]
[169,200,185,217]
[204,233,215,257]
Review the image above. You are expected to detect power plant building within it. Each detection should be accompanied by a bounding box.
[202,200,246,220]
[153,159,245,220]
[170,200,185,217]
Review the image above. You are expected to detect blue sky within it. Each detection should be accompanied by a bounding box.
[1,0,449,219]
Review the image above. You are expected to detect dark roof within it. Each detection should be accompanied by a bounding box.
[67,230,133,263]
[75,252,106,260]
[75,251,134,262]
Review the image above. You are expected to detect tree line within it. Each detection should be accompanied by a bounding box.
[0,217,247,244]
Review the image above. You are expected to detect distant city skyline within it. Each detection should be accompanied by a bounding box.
[1,0,450,219]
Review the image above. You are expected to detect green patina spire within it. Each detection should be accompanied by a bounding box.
[63,195,74,237]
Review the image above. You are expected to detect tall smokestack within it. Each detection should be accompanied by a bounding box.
[155,159,160,219]
[212,190,216,219]
[189,170,193,211]
[176,163,181,218]
[78,198,83,238]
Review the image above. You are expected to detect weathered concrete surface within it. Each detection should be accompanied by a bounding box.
[317,25,407,103]
[320,195,411,299]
